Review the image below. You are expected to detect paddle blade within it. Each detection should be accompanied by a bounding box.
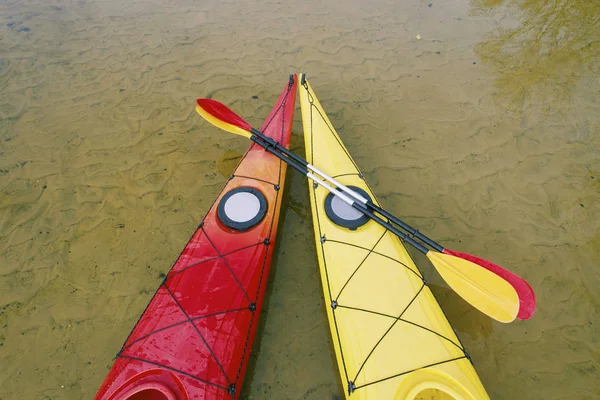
[426,251,520,323]
[195,99,253,138]
[443,248,536,320]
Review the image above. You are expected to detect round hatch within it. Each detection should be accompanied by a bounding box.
[324,186,372,230]
[218,187,268,231]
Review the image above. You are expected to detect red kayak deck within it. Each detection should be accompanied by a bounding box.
[95,76,297,400]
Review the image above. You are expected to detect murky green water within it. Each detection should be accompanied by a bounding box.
[1,0,598,399]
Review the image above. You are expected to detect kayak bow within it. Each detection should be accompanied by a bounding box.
[94,75,297,400]
[298,75,491,400]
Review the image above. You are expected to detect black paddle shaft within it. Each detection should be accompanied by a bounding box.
[250,128,444,253]
[251,135,430,255]
[251,128,308,167]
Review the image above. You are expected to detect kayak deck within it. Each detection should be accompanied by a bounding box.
[298,75,490,400]
[95,76,297,400]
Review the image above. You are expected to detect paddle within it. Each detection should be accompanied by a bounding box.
[195,99,527,323]
[195,97,535,319]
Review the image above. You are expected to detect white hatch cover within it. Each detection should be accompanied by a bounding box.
[324,186,372,230]
[218,187,268,231]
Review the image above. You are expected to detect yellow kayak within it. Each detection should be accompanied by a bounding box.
[298,74,490,400]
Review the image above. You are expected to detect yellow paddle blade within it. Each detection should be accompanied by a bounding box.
[426,251,520,323]
[195,105,252,139]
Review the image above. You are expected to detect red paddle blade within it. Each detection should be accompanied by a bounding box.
[196,98,253,134]
[443,248,536,320]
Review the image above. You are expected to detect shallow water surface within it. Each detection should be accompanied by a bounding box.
[0,0,598,399]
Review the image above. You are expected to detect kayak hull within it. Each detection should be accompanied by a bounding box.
[95,76,297,400]
[298,75,489,400]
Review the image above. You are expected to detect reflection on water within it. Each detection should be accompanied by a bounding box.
[473,0,600,110]
[216,150,243,178]
[1,0,599,399]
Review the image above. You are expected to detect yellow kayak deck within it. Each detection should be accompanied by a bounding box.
[298,75,490,400]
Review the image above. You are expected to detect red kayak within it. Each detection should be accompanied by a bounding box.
[95,75,297,400]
